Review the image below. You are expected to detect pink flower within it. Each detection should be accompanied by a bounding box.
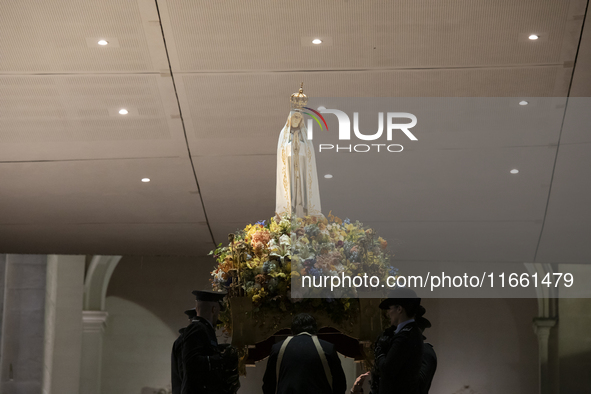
[251,230,272,248]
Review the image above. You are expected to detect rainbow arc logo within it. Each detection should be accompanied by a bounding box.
[303,107,328,131]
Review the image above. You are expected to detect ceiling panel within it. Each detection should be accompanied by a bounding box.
[569,0,591,97]
[536,143,591,263]
[364,220,542,263]
[0,157,206,225]
[0,74,188,161]
[192,155,276,230]
[0,75,169,143]
[317,146,556,223]
[0,0,155,72]
[559,98,591,144]
[161,0,579,72]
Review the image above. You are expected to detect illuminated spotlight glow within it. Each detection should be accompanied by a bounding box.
[141,178,151,182]
[118,109,129,115]
[510,169,519,174]
[519,101,529,106]
[312,39,323,45]
[528,34,539,40]
[324,174,333,179]
[98,40,109,45]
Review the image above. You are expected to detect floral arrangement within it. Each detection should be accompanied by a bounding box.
[210,212,397,327]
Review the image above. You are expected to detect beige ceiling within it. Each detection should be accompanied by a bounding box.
[0,0,590,266]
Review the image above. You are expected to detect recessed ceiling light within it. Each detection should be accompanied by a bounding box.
[324,174,333,179]
[528,34,539,40]
[519,100,528,106]
[312,39,323,45]
[141,178,151,182]
[118,109,128,115]
[510,169,519,174]
[98,40,109,46]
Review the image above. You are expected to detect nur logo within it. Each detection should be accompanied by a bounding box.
[303,108,418,153]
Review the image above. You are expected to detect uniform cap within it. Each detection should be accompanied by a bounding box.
[415,316,432,330]
[191,290,227,302]
[184,308,197,319]
[379,287,421,310]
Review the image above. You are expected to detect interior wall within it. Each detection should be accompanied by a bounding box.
[558,297,591,393]
[101,296,177,394]
[106,255,212,331]
[423,298,539,394]
[102,255,213,393]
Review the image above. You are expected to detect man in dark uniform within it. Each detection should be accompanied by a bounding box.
[352,287,423,394]
[172,308,197,394]
[416,316,437,394]
[173,290,239,394]
[262,313,347,394]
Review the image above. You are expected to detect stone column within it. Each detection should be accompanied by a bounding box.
[0,255,6,353]
[80,311,108,394]
[533,317,557,394]
[0,254,47,394]
[42,255,85,394]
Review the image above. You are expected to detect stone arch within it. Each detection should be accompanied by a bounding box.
[525,262,558,318]
[80,255,122,394]
[84,255,122,311]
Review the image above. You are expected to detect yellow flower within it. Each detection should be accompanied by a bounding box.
[269,220,281,234]
[246,257,262,270]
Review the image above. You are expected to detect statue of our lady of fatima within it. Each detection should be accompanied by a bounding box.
[275,84,323,218]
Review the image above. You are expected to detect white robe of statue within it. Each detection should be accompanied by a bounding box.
[275,110,322,218]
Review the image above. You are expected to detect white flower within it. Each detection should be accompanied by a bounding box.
[214,270,224,281]
[334,264,345,273]
[279,234,291,246]
[279,218,291,232]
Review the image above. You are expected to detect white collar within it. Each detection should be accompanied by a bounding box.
[394,318,415,334]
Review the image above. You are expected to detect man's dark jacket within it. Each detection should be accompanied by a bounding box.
[419,342,437,394]
[374,321,423,394]
[173,317,224,394]
[262,334,347,394]
[171,327,186,394]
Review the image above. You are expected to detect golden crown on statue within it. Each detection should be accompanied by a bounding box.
[290,82,308,109]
